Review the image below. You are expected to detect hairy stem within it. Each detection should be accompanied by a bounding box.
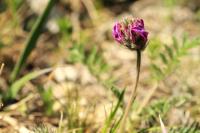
[118,50,141,132]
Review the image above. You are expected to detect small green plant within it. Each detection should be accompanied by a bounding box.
[33,124,55,133]
[6,0,23,25]
[7,0,23,11]
[67,43,109,79]
[138,96,190,133]
[86,46,109,77]
[0,40,5,49]
[169,121,200,133]
[60,87,85,132]
[102,89,125,133]
[57,17,72,47]
[134,35,200,132]
[68,43,85,63]
[138,35,200,122]
[142,96,188,125]
[163,0,177,7]
[38,86,54,116]
[149,34,200,81]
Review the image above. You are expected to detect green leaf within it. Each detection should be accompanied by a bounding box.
[102,89,125,133]
[0,40,5,49]
[57,17,72,33]
[151,64,164,80]
[38,86,54,115]
[110,86,122,100]
[164,45,173,59]
[147,38,162,59]
[159,53,168,64]
[151,35,200,82]
[68,43,85,63]
[185,37,200,49]
[172,36,179,51]
[5,68,52,100]
[86,46,97,66]
[182,33,188,46]
[169,121,200,133]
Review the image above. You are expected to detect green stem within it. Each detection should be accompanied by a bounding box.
[101,89,125,133]
[10,0,56,82]
[118,50,141,132]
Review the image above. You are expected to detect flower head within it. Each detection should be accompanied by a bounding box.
[112,17,148,51]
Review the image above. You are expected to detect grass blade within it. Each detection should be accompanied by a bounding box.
[101,89,125,133]
[159,115,168,133]
[5,68,52,101]
[10,0,56,82]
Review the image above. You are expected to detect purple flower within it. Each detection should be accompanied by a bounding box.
[129,19,148,50]
[112,18,148,51]
[112,22,125,44]
[132,19,144,29]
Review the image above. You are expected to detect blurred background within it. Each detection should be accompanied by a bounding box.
[0,0,200,132]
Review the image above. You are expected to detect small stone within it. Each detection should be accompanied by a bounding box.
[27,0,49,15]
[54,66,78,82]
[78,64,97,85]
[46,19,60,34]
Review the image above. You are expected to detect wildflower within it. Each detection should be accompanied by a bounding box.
[112,17,148,51]
[112,17,149,132]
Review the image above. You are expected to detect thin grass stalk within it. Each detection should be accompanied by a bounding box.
[7,0,20,27]
[57,111,63,133]
[118,50,141,133]
[136,82,158,115]
[101,89,125,133]
[10,0,56,82]
[159,115,168,133]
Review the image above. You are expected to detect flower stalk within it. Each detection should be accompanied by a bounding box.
[112,17,148,132]
[118,50,141,133]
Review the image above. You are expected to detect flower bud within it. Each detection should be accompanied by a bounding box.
[112,18,148,51]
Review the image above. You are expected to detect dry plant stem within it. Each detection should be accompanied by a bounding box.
[81,0,98,25]
[136,82,158,115]
[71,12,80,41]
[0,63,5,75]
[4,93,34,110]
[118,50,141,133]
[159,115,168,133]
[58,111,63,133]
